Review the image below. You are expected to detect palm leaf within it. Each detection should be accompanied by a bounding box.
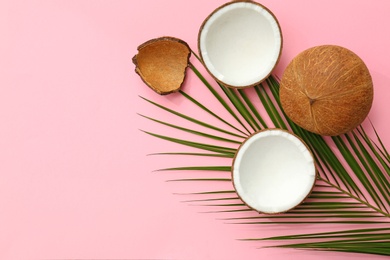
[138,56,390,256]
[149,152,233,158]
[141,130,236,156]
[189,62,251,135]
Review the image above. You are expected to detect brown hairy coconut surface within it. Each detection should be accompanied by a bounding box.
[133,37,191,95]
[279,45,373,136]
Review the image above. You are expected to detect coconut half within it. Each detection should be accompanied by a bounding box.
[280,45,373,136]
[133,36,191,95]
[232,129,316,214]
[198,1,282,89]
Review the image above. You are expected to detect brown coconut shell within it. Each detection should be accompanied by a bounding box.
[279,45,373,136]
[133,36,191,95]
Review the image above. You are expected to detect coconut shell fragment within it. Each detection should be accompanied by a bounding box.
[133,37,191,95]
[280,45,373,136]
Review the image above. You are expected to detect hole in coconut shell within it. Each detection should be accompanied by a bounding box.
[198,1,282,89]
[232,129,316,214]
[133,36,191,95]
[280,45,373,136]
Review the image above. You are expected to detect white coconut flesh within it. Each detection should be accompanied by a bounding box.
[232,129,316,214]
[199,1,282,88]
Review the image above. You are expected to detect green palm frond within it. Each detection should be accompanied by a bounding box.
[139,57,390,256]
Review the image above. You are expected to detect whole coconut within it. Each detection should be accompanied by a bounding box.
[279,45,373,136]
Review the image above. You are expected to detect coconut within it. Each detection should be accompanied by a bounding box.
[133,36,191,95]
[232,129,316,214]
[198,1,282,89]
[279,45,373,136]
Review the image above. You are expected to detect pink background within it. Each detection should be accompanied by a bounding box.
[1,0,390,259]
